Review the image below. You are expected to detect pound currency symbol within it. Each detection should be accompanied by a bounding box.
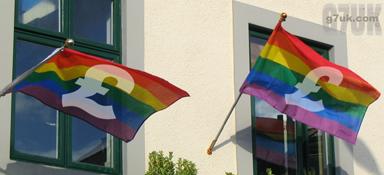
[284,66,343,112]
[62,64,134,120]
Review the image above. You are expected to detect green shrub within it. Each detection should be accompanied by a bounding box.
[225,172,236,175]
[146,151,175,175]
[175,158,197,175]
[146,151,197,175]
[304,168,316,175]
[266,168,275,175]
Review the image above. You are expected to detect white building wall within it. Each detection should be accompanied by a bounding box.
[143,1,237,175]
[0,0,15,173]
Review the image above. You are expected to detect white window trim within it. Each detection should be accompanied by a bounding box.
[122,0,145,174]
[232,1,353,174]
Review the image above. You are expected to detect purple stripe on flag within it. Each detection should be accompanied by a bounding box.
[19,86,136,142]
[241,83,357,143]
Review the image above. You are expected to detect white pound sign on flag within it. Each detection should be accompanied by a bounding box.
[62,64,134,120]
[284,66,343,112]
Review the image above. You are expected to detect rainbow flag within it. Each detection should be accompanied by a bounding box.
[4,48,189,142]
[240,21,380,144]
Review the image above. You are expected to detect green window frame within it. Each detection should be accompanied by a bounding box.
[249,24,335,175]
[10,0,122,174]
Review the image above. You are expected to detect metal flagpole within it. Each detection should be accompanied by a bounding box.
[283,115,289,175]
[0,39,74,97]
[207,92,243,155]
[207,12,288,155]
[278,12,288,174]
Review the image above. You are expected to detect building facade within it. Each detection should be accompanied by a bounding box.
[0,0,382,175]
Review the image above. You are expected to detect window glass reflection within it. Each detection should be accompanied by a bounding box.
[254,115,297,174]
[71,117,113,167]
[14,40,58,158]
[18,0,60,32]
[73,0,113,45]
[303,128,328,174]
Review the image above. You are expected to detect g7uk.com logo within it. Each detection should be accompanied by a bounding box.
[323,3,382,35]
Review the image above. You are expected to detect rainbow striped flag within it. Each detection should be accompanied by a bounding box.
[240,21,380,144]
[4,48,189,142]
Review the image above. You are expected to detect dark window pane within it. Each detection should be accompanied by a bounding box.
[71,117,113,167]
[302,128,328,173]
[73,0,113,45]
[17,0,61,32]
[14,40,58,158]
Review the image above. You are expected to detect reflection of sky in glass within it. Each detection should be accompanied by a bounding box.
[18,0,60,32]
[73,0,113,45]
[20,0,39,12]
[14,40,58,158]
[15,40,55,76]
[72,117,110,167]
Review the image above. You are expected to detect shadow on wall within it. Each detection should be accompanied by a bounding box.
[212,126,382,175]
[211,125,251,153]
[335,167,349,175]
[0,161,98,175]
[353,139,382,175]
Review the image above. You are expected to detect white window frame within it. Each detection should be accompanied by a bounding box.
[122,0,145,174]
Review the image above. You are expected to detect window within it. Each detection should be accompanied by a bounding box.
[11,0,122,174]
[249,25,335,175]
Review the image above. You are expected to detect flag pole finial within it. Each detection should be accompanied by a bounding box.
[280,12,287,22]
[64,39,75,48]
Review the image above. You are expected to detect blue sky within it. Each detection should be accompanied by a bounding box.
[20,0,40,12]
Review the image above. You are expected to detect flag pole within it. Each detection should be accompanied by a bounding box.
[0,39,74,97]
[282,114,289,175]
[207,92,243,155]
[206,12,287,155]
